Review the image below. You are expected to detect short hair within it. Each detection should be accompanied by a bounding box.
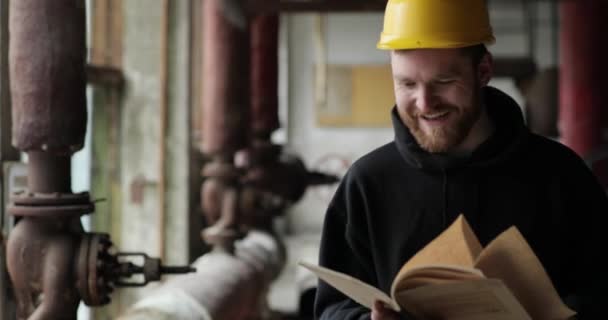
[461,44,489,67]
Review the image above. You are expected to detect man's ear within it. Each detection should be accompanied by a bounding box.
[477,52,493,86]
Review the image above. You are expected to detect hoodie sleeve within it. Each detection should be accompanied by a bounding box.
[313,166,376,320]
[561,152,608,319]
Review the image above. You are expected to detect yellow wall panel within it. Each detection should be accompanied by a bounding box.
[316,64,395,127]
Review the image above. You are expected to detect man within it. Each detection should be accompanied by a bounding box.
[314,0,607,319]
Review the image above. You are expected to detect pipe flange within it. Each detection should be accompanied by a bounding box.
[11,190,92,206]
[76,233,114,306]
[8,191,94,217]
[201,162,240,179]
[201,226,243,252]
[234,142,282,168]
[7,203,94,217]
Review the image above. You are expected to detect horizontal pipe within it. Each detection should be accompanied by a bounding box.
[116,230,285,320]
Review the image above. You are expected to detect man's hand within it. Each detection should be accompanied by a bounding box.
[371,301,401,320]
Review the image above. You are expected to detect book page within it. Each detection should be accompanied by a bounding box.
[298,261,400,312]
[391,215,483,296]
[474,227,577,319]
[396,264,485,291]
[394,279,531,320]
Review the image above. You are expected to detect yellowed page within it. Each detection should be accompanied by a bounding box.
[394,279,531,320]
[474,227,576,320]
[391,215,483,297]
[298,261,400,312]
[396,265,485,291]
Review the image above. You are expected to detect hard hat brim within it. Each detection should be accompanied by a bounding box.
[377,33,496,51]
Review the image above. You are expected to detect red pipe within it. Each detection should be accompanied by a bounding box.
[201,0,250,157]
[200,0,251,250]
[559,1,608,184]
[559,0,608,156]
[251,14,279,139]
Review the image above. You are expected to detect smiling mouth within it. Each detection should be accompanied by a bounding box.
[421,111,449,121]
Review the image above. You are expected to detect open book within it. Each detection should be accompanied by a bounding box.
[300,215,576,320]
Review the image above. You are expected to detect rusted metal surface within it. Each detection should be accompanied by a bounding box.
[9,0,87,153]
[6,2,90,319]
[251,14,279,138]
[76,233,114,306]
[76,233,195,306]
[116,230,285,320]
[200,2,339,252]
[8,191,94,218]
[6,166,95,319]
[235,141,338,224]
[7,216,83,320]
[6,2,193,319]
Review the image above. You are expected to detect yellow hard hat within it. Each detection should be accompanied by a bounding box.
[377,0,495,50]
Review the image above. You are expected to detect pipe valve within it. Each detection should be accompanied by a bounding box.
[77,233,196,306]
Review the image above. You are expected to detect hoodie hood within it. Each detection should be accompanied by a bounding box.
[392,86,529,171]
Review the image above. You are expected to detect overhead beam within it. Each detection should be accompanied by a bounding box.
[249,0,386,13]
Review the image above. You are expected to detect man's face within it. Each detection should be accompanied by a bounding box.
[391,48,489,153]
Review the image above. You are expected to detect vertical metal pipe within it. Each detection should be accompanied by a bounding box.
[200,0,251,249]
[7,1,88,319]
[27,151,71,193]
[200,0,250,157]
[559,0,608,182]
[250,14,279,139]
[10,0,87,153]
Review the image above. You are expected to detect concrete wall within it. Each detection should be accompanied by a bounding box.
[284,13,394,234]
[93,1,192,317]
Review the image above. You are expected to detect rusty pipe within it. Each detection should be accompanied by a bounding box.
[6,1,89,319]
[116,230,285,320]
[7,216,82,320]
[10,0,87,154]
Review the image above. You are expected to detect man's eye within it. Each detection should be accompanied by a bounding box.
[437,79,456,85]
[403,81,416,88]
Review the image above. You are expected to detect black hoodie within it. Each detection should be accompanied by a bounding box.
[314,86,608,319]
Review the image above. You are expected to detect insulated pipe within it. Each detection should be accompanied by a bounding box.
[115,231,285,320]
[250,14,279,139]
[10,0,87,153]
